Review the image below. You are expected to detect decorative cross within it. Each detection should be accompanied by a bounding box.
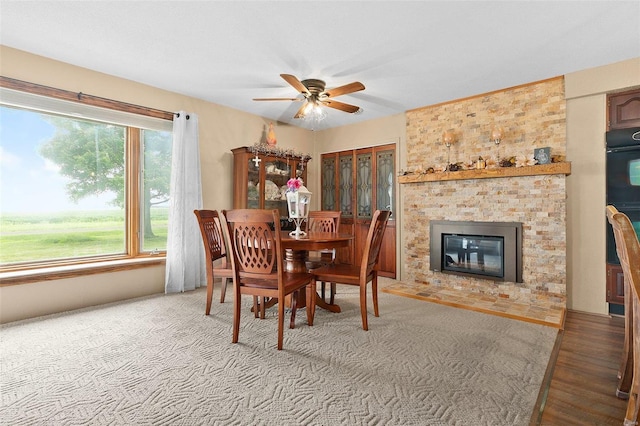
[252,155,261,167]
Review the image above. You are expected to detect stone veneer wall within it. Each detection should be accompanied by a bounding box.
[403,77,567,306]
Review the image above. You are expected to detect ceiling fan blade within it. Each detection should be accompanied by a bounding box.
[253,97,303,101]
[324,82,365,98]
[293,102,309,119]
[280,74,310,96]
[322,99,361,114]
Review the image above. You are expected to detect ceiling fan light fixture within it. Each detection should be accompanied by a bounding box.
[302,101,315,115]
[254,74,365,125]
[303,102,327,120]
[300,101,327,130]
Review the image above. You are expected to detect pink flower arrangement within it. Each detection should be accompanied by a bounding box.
[286,177,302,192]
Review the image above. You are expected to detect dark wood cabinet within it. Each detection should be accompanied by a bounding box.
[608,88,640,130]
[320,144,396,278]
[606,88,639,307]
[607,263,626,305]
[231,146,309,219]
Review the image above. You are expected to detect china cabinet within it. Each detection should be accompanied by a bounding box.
[231,146,310,222]
[321,143,396,278]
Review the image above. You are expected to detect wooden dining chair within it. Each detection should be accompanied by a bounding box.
[307,210,342,234]
[611,206,635,401]
[194,209,233,315]
[606,205,640,424]
[220,209,316,350]
[306,210,342,302]
[311,209,391,331]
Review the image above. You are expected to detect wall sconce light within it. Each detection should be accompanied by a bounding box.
[442,130,457,168]
[490,126,504,160]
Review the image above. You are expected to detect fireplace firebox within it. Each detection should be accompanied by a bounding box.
[430,220,523,283]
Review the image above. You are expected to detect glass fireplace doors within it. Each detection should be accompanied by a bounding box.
[443,234,504,279]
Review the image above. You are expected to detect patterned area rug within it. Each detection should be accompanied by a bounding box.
[1,287,558,425]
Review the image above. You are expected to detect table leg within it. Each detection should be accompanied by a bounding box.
[290,288,342,313]
[283,248,341,313]
[284,248,307,273]
[315,294,341,313]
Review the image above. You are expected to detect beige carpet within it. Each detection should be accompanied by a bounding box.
[1,285,558,425]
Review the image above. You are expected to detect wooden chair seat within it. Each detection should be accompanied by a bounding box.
[212,259,233,298]
[240,272,316,290]
[311,263,375,286]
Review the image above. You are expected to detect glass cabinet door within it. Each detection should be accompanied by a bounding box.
[356,152,372,220]
[376,150,395,216]
[263,159,291,218]
[339,153,354,218]
[321,156,336,211]
[246,156,260,209]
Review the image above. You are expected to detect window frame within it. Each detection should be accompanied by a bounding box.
[0,77,174,285]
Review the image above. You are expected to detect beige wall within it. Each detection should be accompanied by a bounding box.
[1,45,638,322]
[565,58,640,314]
[0,46,313,323]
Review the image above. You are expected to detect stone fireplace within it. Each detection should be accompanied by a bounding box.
[401,77,568,309]
[401,170,567,305]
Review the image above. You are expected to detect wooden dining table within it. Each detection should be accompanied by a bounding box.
[280,231,354,313]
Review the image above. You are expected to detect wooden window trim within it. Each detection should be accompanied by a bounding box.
[0,76,173,121]
[127,128,141,255]
[0,257,166,286]
[0,77,172,282]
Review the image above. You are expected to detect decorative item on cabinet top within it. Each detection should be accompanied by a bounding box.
[266,122,277,146]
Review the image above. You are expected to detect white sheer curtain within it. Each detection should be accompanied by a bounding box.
[165,112,206,293]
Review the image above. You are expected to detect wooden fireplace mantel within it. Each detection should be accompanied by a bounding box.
[397,162,571,184]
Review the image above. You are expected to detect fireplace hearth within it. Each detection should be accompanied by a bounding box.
[430,220,523,283]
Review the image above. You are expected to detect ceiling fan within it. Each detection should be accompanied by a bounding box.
[253,74,365,119]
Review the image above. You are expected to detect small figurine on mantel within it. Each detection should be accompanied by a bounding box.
[266,122,277,146]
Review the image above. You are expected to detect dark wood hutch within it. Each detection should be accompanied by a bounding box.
[606,88,640,307]
[231,145,311,218]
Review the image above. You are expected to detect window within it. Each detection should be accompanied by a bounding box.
[140,129,172,253]
[0,83,173,271]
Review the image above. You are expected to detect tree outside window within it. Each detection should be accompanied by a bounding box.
[0,104,172,266]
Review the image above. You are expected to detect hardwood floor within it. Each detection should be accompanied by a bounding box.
[537,310,628,425]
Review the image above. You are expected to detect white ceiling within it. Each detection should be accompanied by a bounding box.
[1,1,639,130]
